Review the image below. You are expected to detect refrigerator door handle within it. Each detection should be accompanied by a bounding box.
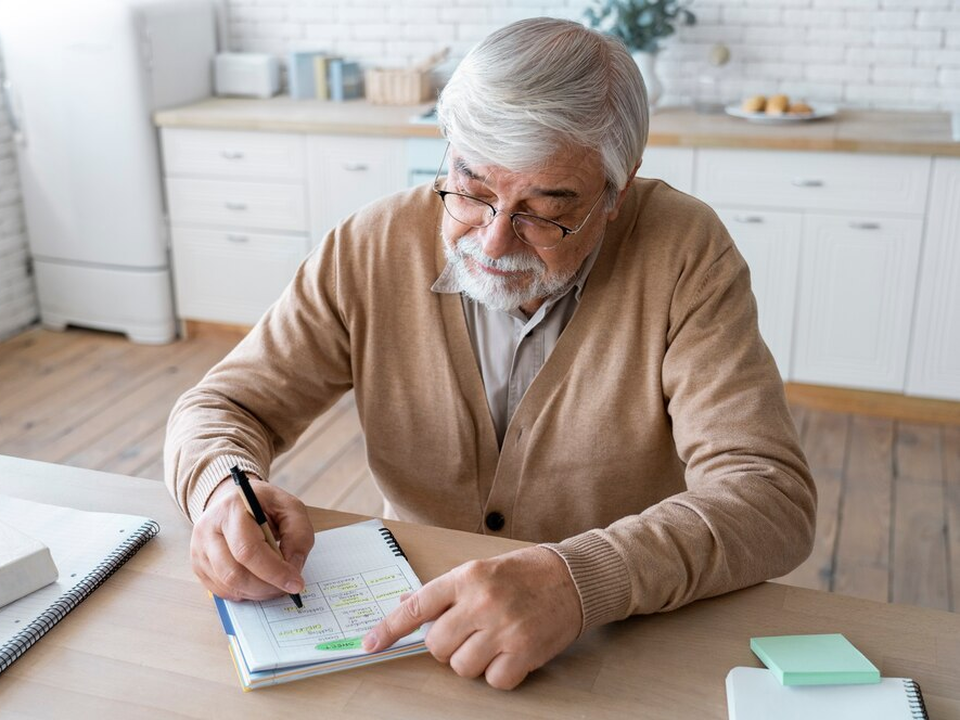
[1,79,26,146]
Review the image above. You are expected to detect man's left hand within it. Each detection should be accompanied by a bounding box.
[362,545,582,690]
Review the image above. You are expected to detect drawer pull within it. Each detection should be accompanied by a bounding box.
[226,234,249,243]
[221,150,245,160]
[848,221,881,230]
[224,201,248,211]
[342,163,370,172]
[791,178,824,187]
[733,215,764,224]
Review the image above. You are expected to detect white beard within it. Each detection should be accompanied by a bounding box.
[442,230,576,312]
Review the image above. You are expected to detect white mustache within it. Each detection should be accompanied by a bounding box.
[455,234,544,273]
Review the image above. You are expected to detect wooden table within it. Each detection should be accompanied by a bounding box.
[0,455,958,719]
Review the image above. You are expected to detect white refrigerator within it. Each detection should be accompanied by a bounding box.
[0,0,217,343]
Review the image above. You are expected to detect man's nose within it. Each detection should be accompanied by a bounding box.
[477,213,522,260]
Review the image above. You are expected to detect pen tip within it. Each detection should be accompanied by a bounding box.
[292,594,304,609]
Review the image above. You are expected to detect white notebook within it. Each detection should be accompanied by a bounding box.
[0,495,159,674]
[215,519,429,690]
[726,666,929,720]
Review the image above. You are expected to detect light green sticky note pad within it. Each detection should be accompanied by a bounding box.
[749,633,880,686]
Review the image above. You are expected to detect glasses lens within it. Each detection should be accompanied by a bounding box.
[442,193,493,228]
[512,213,564,248]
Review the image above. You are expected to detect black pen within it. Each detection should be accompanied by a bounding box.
[230,465,304,609]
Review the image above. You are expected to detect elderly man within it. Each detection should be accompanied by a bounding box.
[165,18,816,690]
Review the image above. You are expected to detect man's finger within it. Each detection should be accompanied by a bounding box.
[223,508,304,595]
[206,532,287,600]
[363,575,454,652]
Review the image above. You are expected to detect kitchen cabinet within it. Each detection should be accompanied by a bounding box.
[162,128,310,325]
[714,208,801,378]
[697,148,929,393]
[308,135,405,244]
[793,214,922,392]
[637,147,694,195]
[907,158,960,401]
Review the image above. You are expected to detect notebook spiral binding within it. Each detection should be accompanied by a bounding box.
[0,519,160,674]
[903,679,930,720]
[377,527,407,559]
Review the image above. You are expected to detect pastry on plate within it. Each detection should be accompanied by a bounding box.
[741,95,766,113]
[765,94,789,116]
[788,101,813,115]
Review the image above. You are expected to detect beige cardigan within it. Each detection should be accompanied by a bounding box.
[165,180,816,633]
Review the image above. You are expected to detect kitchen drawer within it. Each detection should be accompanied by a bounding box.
[695,149,930,216]
[161,128,306,181]
[166,178,308,232]
[170,227,309,325]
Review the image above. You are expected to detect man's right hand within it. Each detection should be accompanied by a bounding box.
[190,476,315,601]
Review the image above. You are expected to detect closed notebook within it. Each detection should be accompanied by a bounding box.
[214,519,428,690]
[0,495,160,674]
[750,633,880,685]
[726,667,929,720]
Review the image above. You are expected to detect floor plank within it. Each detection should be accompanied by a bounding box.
[776,409,846,591]
[833,415,894,603]
[944,425,960,612]
[892,422,950,610]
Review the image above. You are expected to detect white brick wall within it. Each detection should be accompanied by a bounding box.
[226,0,960,110]
[0,54,38,341]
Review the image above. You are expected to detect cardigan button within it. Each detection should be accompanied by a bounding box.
[485,511,506,532]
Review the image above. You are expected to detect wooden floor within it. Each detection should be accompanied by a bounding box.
[1,326,957,613]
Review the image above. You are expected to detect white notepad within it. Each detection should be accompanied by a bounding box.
[0,495,159,674]
[214,519,429,690]
[726,666,929,720]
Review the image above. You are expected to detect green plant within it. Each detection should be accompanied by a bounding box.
[585,0,696,54]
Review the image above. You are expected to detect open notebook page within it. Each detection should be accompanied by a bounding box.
[222,519,428,672]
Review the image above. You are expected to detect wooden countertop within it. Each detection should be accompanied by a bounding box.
[1,454,959,718]
[154,96,960,156]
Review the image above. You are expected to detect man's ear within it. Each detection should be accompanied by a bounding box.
[606,160,642,222]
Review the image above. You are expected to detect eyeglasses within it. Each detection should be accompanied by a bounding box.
[433,144,607,251]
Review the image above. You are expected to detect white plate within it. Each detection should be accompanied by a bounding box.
[725,103,837,124]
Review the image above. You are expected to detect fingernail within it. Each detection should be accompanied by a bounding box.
[362,631,378,652]
[291,553,306,571]
[285,580,302,593]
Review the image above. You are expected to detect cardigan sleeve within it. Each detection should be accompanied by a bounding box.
[546,241,817,633]
[164,233,353,522]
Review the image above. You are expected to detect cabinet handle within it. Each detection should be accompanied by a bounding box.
[221,150,245,160]
[848,221,881,230]
[732,215,764,224]
[226,234,249,243]
[224,201,248,211]
[791,178,824,187]
[342,163,369,172]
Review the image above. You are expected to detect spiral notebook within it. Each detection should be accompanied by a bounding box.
[0,495,160,674]
[726,667,929,719]
[214,519,429,690]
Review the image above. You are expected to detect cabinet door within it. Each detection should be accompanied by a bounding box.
[715,208,801,379]
[171,228,309,326]
[793,213,922,392]
[637,147,695,195]
[308,136,406,244]
[907,158,960,400]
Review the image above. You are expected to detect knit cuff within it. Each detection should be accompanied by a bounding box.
[542,531,633,635]
[186,454,267,523]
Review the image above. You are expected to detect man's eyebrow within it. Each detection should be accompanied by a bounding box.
[453,157,581,201]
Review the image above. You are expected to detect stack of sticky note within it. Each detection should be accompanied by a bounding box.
[750,633,880,686]
[0,518,59,607]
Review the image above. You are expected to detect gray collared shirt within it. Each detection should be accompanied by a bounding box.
[431,240,604,447]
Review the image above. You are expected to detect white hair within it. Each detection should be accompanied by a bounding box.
[437,17,649,208]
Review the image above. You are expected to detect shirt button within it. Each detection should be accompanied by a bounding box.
[485,511,506,532]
